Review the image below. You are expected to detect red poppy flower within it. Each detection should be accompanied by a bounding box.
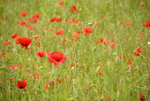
[72,32,78,37]
[71,38,74,41]
[127,60,133,65]
[76,30,82,34]
[37,42,41,49]
[125,22,133,27]
[121,18,123,23]
[57,78,63,83]
[75,21,81,26]
[47,52,66,65]
[139,93,145,101]
[27,75,30,78]
[44,85,49,89]
[32,13,41,18]
[33,35,40,40]
[8,64,22,70]
[127,60,133,69]
[56,18,62,22]
[83,27,95,35]
[36,51,45,58]
[16,64,22,70]
[99,38,104,43]
[11,33,19,39]
[104,41,110,45]
[62,38,66,46]
[29,16,38,24]
[134,48,141,56]
[68,19,76,23]
[8,65,16,70]
[2,53,5,57]
[3,41,11,45]
[16,37,32,50]
[139,32,145,35]
[141,2,145,7]
[45,27,55,31]
[70,5,77,13]
[18,21,26,26]
[94,38,104,44]
[119,56,125,60]
[56,29,64,35]
[17,80,27,89]
[99,72,103,75]
[33,73,41,79]
[49,81,55,86]
[1,16,4,19]
[101,14,104,18]
[116,7,119,11]
[1,16,8,20]
[143,20,150,27]
[110,42,116,48]
[68,63,75,67]
[50,17,57,22]
[28,25,36,31]
[20,11,28,17]
[58,1,64,5]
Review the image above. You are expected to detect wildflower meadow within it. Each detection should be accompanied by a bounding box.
[0,0,150,101]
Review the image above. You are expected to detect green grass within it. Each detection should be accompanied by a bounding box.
[0,0,150,100]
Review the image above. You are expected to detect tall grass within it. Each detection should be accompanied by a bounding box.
[0,0,150,100]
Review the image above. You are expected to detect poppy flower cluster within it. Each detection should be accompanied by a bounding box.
[72,30,82,39]
[33,73,41,79]
[68,18,76,23]
[8,64,22,70]
[125,22,133,27]
[68,18,81,26]
[119,56,125,60]
[18,12,41,31]
[28,13,41,24]
[93,22,102,26]
[127,60,133,69]
[134,48,141,56]
[1,16,8,20]
[33,35,40,40]
[86,84,92,91]
[2,1,149,100]
[17,21,26,26]
[44,27,56,31]
[72,32,80,39]
[94,37,104,44]
[3,41,11,45]
[94,37,116,48]
[50,17,62,22]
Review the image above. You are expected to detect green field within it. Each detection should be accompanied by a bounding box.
[0,0,150,101]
